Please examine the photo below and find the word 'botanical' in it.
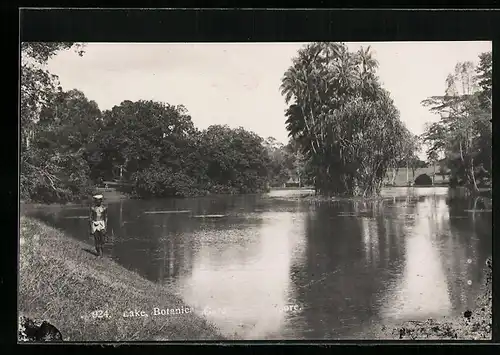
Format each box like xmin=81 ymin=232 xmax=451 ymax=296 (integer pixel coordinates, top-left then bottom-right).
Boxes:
xmin=153 ymin=306 xmax=192 ymax=316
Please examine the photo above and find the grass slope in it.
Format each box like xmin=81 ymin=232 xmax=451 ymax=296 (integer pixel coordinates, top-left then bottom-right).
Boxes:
xmin=18 ymin=217 xmax=225 ymax=342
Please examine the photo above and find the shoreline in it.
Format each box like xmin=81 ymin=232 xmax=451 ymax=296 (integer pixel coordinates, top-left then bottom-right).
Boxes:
xmin=21 ymin=185 xmax=491 ymax=208
xmin=20 ymin=186 xmax=272 ymax=207
xmin=18 ymin=217 xmax=227 ymax=342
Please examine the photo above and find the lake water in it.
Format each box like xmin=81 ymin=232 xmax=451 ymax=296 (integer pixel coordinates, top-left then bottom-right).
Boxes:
xmin=22 ymin=187 xmax=492 ymax=340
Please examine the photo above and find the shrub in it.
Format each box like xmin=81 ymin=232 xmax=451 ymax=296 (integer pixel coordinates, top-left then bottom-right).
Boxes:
xmin=132 ymin=166 xmax=201 ymax=198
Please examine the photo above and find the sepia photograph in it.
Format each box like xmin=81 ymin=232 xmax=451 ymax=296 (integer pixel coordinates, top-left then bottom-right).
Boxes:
xmin=19 ymin=39 xmax=492 ymax=342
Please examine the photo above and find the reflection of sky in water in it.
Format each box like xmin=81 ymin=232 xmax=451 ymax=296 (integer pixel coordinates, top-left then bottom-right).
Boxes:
xmin=380 ymin=187 xmax=449 ymax=198
xmin=266 ymin=189 xmax=314 ymax=198
xmin=179 ymin=212 xmax=306 ymax=339
xmin=379 ymin=197 xmax=452 ymax=321
xmin=361 ymin=218 xmax=379 ymax=267
xmin=21 ymin=187 xmax=490 ymax=340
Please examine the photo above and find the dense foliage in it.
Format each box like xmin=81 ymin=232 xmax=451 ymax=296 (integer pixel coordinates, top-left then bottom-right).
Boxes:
xmin=280 ymin=42 xmax=417 ymax=196
xmin=421 ymin=52 xmax=492 ymax=192
xmin=22 ymin=42 xmax=489 ymax=203
xmin=262 ymin=137 xmax=310 ymax=187
xmin=21 ymin=43 xmax=300 ymax=203
xmin=21 ymin=43 xmax=94 ymax=203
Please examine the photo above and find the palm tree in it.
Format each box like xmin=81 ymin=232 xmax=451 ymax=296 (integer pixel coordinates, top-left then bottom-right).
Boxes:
xmin=358 ymin=45 xmax=379 ymax=74
xmin=280 ymin=43 xmax=364 ymax=158
xmin=356 ymin=46 xmax=380 ymax=100
xmin=280 ymin=42 xmax=403 ymax=196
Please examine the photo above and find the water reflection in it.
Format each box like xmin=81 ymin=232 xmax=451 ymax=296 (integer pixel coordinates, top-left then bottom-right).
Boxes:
xmin=21 ymin=187 xmax=491 ymax=340
xmin=180 ymin=211 xmax=307 ymax=339
xmin=379 ymin=197 xmax=453 ymax=321
xmin=295 ymin=198 xmax=411 ymax=339
xmin=443 ymin=190 xmax=492 ymax=312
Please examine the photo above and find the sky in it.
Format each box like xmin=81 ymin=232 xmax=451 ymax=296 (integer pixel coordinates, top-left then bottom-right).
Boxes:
xmin=45 ymin=41 xmax=491 ymax=156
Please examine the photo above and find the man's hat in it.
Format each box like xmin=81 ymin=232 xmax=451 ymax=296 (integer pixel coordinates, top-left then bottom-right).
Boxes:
xmin=93 ymin=194 xmax=103 ymax=200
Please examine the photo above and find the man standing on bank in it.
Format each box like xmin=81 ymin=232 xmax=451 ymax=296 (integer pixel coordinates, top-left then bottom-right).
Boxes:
xmin=89 ymin=194 xmax=108 ymax=257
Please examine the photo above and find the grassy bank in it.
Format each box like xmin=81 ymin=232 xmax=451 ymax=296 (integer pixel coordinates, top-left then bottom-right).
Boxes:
xmin=18 ymin=217 xmax=225 ymax=342
xmin=376 ymin=257 xmax=492 ymax=340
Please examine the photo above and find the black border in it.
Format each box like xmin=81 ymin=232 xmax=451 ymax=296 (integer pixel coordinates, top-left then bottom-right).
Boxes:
xmin=7 ymin=7 xmax=499 ymax=352
xmin=19 ymin=9 xmax=499 ymax=42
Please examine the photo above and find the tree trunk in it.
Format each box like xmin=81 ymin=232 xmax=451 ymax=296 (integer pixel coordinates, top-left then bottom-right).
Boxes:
xmin=406 ymin=160 xmax=409 ymax=186
xmin=458 ymin=140 xmax=470 ymax=188
xmin=432 ymin=162 xmax=436 ymax=185
xmin=470 ymin=158 xmax=479 ymax=193
xmin=458 ymin=139 xmax=479 ymax=194
xmin=24 ymin=127 xmax=34 ymax=150
xmin=391 ymin=167 xmax=399 ymax=185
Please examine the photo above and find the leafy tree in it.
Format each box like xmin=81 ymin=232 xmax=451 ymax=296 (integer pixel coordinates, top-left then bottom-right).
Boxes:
xmin=200 ymin=125 xmax=271 ymax=194
xmin=474 ymin=51 xmax=492 ymax=174
xmin=427 ymin=150 xmax=439 ymax=185
xmin=95 ymin=100 xmax=197 ymax=182
xmin=133 ymin=165 xmax=200 ymax=198
xmin=421 ymin=55 xmax=492 ymax=192
xmin=21 ymin=43 xmax=85 ymax=150
xmin=82 ymin=100 xmax=272 ymax=199
xmin=476 ymin=51 xmax=492 ymax=109
xmin=21 ymin=42 xmax=90 ymax=202
xmin=263 ymin=137 xmax=290 ymax=187
xmin=37 ymin=89 xmax=102 ymax=152
xmin=391 ymin=131 xmax=421 ymax=185
xmin=408 ymin=155 xmax=421 ymax=181
xmin=437 ymin=161 xmax=449 ymax=181
xmin=280 ymin=42 xmax=411 ymax=196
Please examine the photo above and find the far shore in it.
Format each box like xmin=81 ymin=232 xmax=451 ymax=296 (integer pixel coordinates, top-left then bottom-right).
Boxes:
xmin=20 ymin=184 xmax=492 ymax=210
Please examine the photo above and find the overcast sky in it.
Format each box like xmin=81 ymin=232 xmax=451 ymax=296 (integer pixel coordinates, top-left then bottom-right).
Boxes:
xmin=46 ymin=41 xmax=491 ymax=150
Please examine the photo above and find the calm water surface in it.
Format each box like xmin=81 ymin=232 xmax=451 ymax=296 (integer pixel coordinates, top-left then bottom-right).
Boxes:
xmin=23 ymin=187 xmax=492 ymax=340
